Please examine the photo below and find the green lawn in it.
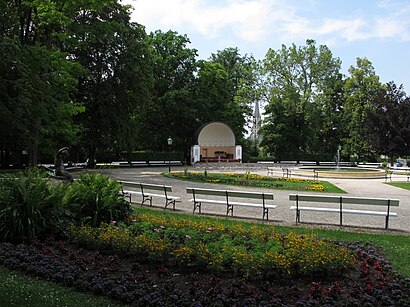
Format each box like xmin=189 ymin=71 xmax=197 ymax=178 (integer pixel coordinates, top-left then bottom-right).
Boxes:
xmin=385 ymin=181 xmax=410 ymax=190
xmin=0 ymin=267 xmax=122 ymax=307
xmin=164 ymin=171 xmax=346 ymax=193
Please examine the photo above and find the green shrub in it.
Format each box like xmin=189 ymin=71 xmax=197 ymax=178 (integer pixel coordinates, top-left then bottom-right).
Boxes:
xmin=0 ymin=168 xmax=67 ymax=243
xmin=64 ymin=173 xmax=131 ymax=227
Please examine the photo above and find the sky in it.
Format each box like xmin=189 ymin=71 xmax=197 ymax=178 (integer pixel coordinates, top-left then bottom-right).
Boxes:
xmin=123 ymin=0 xmax=410 ymax=92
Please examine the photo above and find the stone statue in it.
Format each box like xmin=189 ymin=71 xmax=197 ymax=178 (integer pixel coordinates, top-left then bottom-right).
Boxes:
xmin=54 ymin=147 xmax=73 ymax=182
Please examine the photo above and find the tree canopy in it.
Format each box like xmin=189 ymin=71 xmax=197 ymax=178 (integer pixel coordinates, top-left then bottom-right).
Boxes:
xmin=260 ymin=40 xmax=344 ymax=161
xmin=366 ymin=82 xmax=410 ymax=158
xmin=1 ymin=2 xmax=408 ymax=167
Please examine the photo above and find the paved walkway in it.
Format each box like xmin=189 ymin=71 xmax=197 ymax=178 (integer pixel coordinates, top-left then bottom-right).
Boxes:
xmin=98 ymin=165 xmax=410 ymax=234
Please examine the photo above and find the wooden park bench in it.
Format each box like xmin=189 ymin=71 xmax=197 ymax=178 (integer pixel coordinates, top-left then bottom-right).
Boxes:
xmin=267 ymin=167 xmax=276 ymax=176
xmin=289 ymin=194 xmax=399 ymax=229
xmin=120 ymin=181 xmax=180 ymax=210
xmin=282 ymin=168 xmax=291 ymax=178
xmin=186 ymin=187 xmax=276 ymax=220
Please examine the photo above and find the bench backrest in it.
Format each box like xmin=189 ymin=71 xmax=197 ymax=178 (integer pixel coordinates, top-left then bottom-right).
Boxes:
xmin=119 ymin=181 xmax=172 ymax=192
xmin=289 ymin=194 xmax=399 ymax=206
xmin=141 ymin=182 xmax=172 ymax=192
xmin=119 ymin=180 xmax=140 ymax=188
xmin=187 ymin=187 xmax=274 ymax=200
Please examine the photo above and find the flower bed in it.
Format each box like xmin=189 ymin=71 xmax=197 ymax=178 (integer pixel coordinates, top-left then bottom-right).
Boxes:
xmin=68 ymin=214 xmax=355 ymax=279
xmin=0 ymin=237 xmax=409 ymax=306
xmin=166 ymin=171 xmax=338 ymax=192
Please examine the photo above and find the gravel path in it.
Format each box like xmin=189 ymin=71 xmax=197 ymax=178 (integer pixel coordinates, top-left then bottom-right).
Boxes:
xmin=97 ymin=165 xmax=410 ymax=234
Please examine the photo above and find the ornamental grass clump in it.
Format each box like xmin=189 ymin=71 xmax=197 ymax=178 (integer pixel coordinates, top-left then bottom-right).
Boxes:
xmin=68 ymin=212 xmax=356 ymax=279
xmin=0 ymin=168 xmax=71 ymax=243
xmin=63 ymin=173 xmax=132 ymax=227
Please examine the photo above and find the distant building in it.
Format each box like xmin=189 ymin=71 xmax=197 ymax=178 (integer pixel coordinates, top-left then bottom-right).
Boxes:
xmin=250 ymin=101 xmax=261 ymax=142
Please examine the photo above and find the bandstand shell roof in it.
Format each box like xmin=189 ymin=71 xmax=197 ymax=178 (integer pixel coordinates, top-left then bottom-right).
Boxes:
xmin=194 ymin=122 xmax=236 ymax=146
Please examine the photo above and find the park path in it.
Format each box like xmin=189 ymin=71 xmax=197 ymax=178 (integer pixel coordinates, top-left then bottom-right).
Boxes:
xmin=97 ymin=166 xmax=410 ymax=234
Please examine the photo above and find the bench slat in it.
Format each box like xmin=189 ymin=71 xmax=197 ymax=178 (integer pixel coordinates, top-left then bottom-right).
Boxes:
xmin=186 ymin=188 xmax=228 ymax=197
xmin=289 ymin=194 xmax=399 ymax=206
xmin=290 ymin=206 xmax=398 ymax=216
xmin=141 ymin=183 xmax=173 ymax=192
xmin=187 ymin=188 xmax=274 ymax=200
xmin=122 ymin=190 xmax=143 ymax=196
xmin=189 ymin=198 xmax=276 ymax=209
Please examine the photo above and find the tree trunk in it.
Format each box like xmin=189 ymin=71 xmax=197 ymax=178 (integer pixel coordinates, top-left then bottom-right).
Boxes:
xmin=88 ymin=144 xmax=96 ymax=168
xmin=29 ymin=117 xmax=41 ymax=166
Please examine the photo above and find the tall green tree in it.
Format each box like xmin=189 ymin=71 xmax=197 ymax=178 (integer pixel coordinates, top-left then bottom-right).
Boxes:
xmin=209 ymin=48 xmax=257 ymax=140
xmin=0 ymin=0 xmax=83 ymax=167
xmin=343 ymin=57 xmax=383 ymax=159
xmin=66 ymin=1 xmax=152 ymax=165
xmin=137 ymin=30 xmax=198 ymax=157
xmin=193 ymin=61 xmax=230 ymax=125
xmin=260 ymin=40 xmax=343 ymax=161
xmin=366 ymin=82 xmax=410 ymax=158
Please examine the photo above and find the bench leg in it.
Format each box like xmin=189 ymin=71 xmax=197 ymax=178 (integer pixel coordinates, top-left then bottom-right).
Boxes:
xmin=226 ymin=204 xmax=234 ymax=217
xmin=123 ymin=193 xmax=131 ymax=203
xmin=193 ymin=202 xmax=201 ymax=214
xmin=164 ymin=199 xmax=175 ymax=211
xmin=141 ymin=195 xmax=152 ymax=207
xmin=263 ymin=208 xmax=269 ymax=220
xmin=295 ymin=210 xmax=300 ymax=225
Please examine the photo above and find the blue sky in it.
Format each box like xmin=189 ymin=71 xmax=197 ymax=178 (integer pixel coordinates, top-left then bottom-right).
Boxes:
xmin=124 ymin=0 xmax=410 ymax=92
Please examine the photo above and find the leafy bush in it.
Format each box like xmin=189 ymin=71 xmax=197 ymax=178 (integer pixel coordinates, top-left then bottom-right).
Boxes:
xmin=64 ymin=173 xmax=131 ymax=227
xmin=0 ymin=169 xmax=68 ymax=243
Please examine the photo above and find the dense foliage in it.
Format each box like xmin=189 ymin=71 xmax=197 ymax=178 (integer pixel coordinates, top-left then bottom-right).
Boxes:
xmin=1 ymin=1 xmax=408 ymax=167
xmin=64 ymin=173 xmax=132 ymax=227
xmin=366 ymin=82 xmax=410 ymax=157
xmin=0 ymin=169 xmax=67 ymax=243
xmin=0 ymin=170 xmax=131 ymax=242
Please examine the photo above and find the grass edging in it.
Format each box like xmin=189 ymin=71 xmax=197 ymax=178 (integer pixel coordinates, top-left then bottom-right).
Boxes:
xmin=385 ymin=181 xmax=410 ymax=191
xmin=0 ymin=266 xmax=122 ymax=307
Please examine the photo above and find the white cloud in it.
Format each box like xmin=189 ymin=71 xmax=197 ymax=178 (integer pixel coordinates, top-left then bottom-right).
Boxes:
xmin=124 ymin=0 xmax=410 ymax=44
xmin=374 ymin=1 xmax=410 ymax=41
xmin=124 ymin=0 xmax=291 ymax=42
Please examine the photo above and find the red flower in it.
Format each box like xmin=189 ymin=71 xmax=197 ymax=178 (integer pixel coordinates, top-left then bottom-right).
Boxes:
xmin=374 ymin=261 xmax=382 ymax=271
xmin=364 ymin=283 xmax=373 ymax=294
xmin=310 ymin=282 xmax=319 ymax=295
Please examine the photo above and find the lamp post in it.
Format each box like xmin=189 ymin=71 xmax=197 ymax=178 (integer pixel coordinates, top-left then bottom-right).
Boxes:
xmin=336 ymin=144 xmax=341 ymax=171
xmin=167 ymin=137 xmax=173 ymax=172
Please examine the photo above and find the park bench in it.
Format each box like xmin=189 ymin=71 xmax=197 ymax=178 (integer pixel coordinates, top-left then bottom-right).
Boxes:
xmin=289 ymin=194 xmax=399 ymax=229
xmin=267 ymin=167 xmax=276 ymax=176
xmin=268 ymin=167 xmax=297 ymax=178
xmin=186 ymin=187 xmax=276 ymax=220
xmin=385 ymin=170 xmax=393 ymax=182
xmin=282 ymin=168 xmax=292 ymax=178
xmin=120 ymin=181 xmax=180 ymax=210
